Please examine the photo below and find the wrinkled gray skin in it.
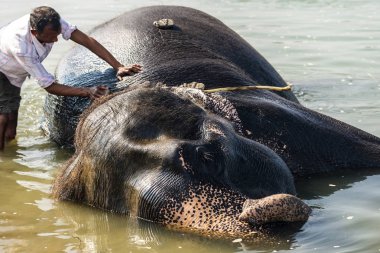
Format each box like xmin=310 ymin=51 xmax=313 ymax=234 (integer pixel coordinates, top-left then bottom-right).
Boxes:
xmin=48 ymin=6 xmax=380 ymax=240
xmin=43 ymin=5 xmax=297 ymax=146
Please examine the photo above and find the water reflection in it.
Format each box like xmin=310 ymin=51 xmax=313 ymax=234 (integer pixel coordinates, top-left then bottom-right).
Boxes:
xmin=54 ymin=201 xmax=302 ymax=252
xmin=43 ymin=165 xmax=380 ymax=252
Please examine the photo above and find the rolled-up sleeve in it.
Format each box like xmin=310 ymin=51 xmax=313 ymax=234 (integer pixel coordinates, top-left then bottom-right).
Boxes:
xmin=60 ymin=18 xmax=77 ymax=40
xmin=14 ymin=54 xmax=55 ymax=88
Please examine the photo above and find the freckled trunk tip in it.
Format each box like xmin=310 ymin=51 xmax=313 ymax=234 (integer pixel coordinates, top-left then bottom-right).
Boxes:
xmin=238 ymin=194 xmax=311 ymax=226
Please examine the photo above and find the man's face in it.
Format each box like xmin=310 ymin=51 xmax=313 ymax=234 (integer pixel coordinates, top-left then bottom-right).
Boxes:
xmin=31 ymin=24 xmax=61 ymax=44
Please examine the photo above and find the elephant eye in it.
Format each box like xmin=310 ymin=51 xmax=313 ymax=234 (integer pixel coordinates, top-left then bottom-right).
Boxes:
xmin=194 ymin=145 xmax=226 ymax=181
xmin=196 ymin=146 xmax=215 ymax=163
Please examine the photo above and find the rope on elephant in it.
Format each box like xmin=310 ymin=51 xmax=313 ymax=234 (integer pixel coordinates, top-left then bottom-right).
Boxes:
xmin=179 ymin=81 xmax=293 ymax=93
xmin=203 ymin=83 xmax=292 ymax=93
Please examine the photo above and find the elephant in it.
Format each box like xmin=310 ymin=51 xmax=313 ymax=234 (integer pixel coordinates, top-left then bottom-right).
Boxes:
xmin=42 ymin=5 xmax=298 ymax=147
xmin=48 ymin=6 xmax=380 ymax=241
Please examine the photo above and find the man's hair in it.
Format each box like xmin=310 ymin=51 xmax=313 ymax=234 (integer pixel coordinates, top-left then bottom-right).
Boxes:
xmin=30 ymin=6 xmax=61 ymax=33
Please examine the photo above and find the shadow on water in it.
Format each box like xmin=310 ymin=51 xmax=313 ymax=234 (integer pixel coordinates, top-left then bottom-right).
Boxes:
xmin=295 ymin=168 xmax=380 ymax=200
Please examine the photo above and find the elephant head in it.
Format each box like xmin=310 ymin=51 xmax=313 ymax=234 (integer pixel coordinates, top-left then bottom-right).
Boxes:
xmin=52 ymin=85 xmax=311 ymax=240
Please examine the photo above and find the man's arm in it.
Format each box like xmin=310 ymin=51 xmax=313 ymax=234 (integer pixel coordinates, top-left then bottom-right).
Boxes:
xmin=10 ymin=41 xmax=108 ymax=99
xmin=69 ymin=29 xmax=142 ymax=80
xmin=45 ymin=82 xmax=108 ymax=99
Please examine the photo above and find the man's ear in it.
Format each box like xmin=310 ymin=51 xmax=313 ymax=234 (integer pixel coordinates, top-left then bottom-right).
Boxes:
xmin=30 ymin=29 xmax=38 ymax=36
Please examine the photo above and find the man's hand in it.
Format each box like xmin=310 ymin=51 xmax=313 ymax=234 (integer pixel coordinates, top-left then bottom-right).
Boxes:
xmin=116 ymin=64 xmax=142 ymax=81
xmin=88 ymin=85 xmax=109 ymax=100
xmin=71 ymin=30 xmax=142 ymax=81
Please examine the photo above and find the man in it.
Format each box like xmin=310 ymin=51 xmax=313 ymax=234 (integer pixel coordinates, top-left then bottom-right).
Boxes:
xmin=0 ymin=6 xmax=142 ymax=150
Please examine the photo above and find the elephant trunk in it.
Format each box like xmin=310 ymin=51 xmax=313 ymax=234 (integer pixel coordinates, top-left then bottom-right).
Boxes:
xmin=239 ymin=194 xmax=311 ymax=225
xmin=157 ymin=182 xmax=311 ymax=241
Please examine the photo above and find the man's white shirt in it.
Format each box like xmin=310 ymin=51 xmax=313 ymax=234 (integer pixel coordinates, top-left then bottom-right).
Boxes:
xmin=0 ymin=14 xmax=76 ymax=88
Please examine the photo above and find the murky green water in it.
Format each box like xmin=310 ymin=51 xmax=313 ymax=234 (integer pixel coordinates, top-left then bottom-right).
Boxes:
xmin=1 ymin=0 xmax=380 ymax=252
